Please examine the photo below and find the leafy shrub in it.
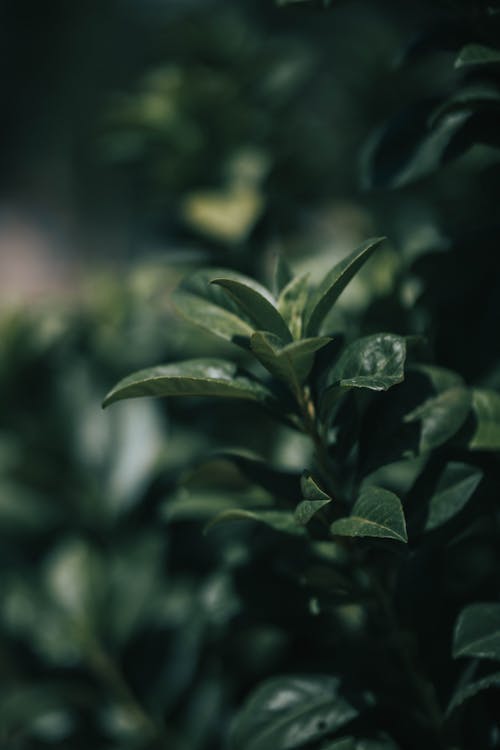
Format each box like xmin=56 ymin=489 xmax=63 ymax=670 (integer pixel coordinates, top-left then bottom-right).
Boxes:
xmin=105 ymin=240 xmax=500 ymax=750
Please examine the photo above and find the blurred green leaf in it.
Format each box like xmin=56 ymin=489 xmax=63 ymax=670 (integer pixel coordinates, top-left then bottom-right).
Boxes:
xmin=467 ymin=388 xmax=500 ymax=450
xmin=330 ymin=486 xmax=407 ymax=542
xmin=455 ymin=44 xmax=500 ymax=68
xmin=453 ymin=603 xmax=500 ymax=660
xmin=229 ymin=675 xmax=369 ymax=750
xmin=447 ymin=671 xmax=500 ymax=713
xmin=425 ymin=462 xmax=483 ymax=531
xmin=404 ymin=387 xmax=471 ymax=452
xmin=206 ymin=508 xmax=305 ymax=536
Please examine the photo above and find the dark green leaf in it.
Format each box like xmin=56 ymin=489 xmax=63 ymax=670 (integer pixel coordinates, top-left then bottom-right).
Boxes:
xmin=329 ymin=334 xmax=406 ymax=392
xmin=172 ymin=268 xmax=257 ymax=348
xmin=455 ymin=44 xmax=500 ymax=68
xmin=229 ymin=675 xmax=369 ymax=750
xmin=205 ymin=509 xmax=305 ymax=537
xmin=404 ymin=387 xmax=471 ymax=452
xmin=467 ymin=388 xmax=500 ymax=450
xmin=362 ymin=103 xmax=473 ymax=189
xmin=447 ymin=671 xmax=500 ymax=713
xmin=103 ymin=359 xmax=277 ymax=408
xmin=425 ymin=462 xmax=483 ymax=531
xmin=278 ymin=273 xmax=310 ymax=339
xmin=295 ymin=478 xmax=331 ymax=526
xmin=251 ymin=332 xmax=331 ymax=388
xmin=162 ymin=489 xmax=272 ymax=523
xmin=300 ymin=473 xmax=330 ymax=502
xmin=430 ymin=83 xmax=500 ymax=127
xmin=330 ymin=486 xmax=407 ymax=543
xmin=305 ymin=239 xmax=385 ymax=336
xmin=212 ymin=278 xmax=292 ymax=341
xmin=215 ymin=449 xmax=302 ymax=499
xmin=453 ymin=603 xmax=500 ymax=661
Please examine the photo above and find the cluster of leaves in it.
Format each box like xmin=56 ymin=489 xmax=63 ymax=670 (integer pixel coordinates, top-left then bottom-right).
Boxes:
xmin=105 ymin=240 xmax=500 ymax=750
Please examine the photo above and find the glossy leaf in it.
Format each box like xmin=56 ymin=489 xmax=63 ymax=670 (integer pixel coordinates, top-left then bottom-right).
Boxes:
xmin=205 ymin=508 xmax=305 ymax=537
xmin=455 ymin=44 xmax=500 ymax=68
xmin=305 ymin=238 xmax=385 ymax=336
xmin=467 ymin=388 xmax=500 ymax=450
xmin=453 ymin=603 xmax=500 ymax=661
xmin=103 ymin=359 xmax=277 ymax=408
xmin=212 ymin=278 xmax=292 ymax=342
xmin=330 ymin=486 xmax=407 ymax=543
xmin=425 ymin=462 xmax=483 ymax=531
xmin=404 ymin=387 xmax=471 ymax=452
xmin=251 ymin=331 xmax=331 ymax=388
xmin=278 ymin=273 xmax=310 ymax=339
xmin=447 ymin=672 xmax=500 ymax=713
xmin=229 ymin=674 xmax=369 ymax=750
xmin=329 ymin=333 xmax=406 ymax=392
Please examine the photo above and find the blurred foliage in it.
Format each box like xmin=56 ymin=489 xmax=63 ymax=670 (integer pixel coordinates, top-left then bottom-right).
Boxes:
xmin=0 ymin=0 xmax=499 ymax=749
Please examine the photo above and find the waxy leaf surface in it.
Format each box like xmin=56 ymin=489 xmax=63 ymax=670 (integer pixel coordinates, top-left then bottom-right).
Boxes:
xmin=330 ymin=487 xmax=407 ymax=543
xmin=453 ymin=603 xmax=500 ymax=661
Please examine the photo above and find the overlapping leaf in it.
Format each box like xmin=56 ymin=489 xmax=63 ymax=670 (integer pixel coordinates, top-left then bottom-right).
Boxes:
xmin=327 ymin=333 xmax=406 ymax=392
xmin=424 ymin=462 xmax=483 ymax=531
xmin=251 ymin=331 xmax=331 ymax=390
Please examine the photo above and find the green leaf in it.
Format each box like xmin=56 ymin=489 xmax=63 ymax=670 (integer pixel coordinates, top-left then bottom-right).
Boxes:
xmin=453 ymin=603 xmax=500 ymax=661
xmin=297 ymin=475 xmax=331 ymax=524
xmin=329 ymin=333 xmax=406 ymax=392
xmin=251 ymin=331 xmax=331 ymax=388
xmin=103 ymin=359 xmax=277 ymax=408
xmin=205 ymin=509 xmax=305 ymax=537
xmin=305 ymin=238 xmax=385 ymax=336
xmin=467 ymin=388 xmax=500 ymax=450
xmin=277 ymin=273 xmax=310 ymax=339
xmin=447 ymin=671 xmax=500 ymax=713
xmin=300 ymin=473 xmax=330 ymax=502
xmin=429 ymin=83 xmax=500 ymax=127
xmin=455 ymin=44 xmax=500 ymax=68
xmin=162 ymin=489 xmax=272 ymax=523
xmin=330 ymin=486 xmax=407 ymax=543
xmin=404 ymin=387 xmax=471 ymax=452
xmin=212 ymin=278 xmax=292 ymax=342
xmin=229 ymin=674 xmax=370 ymax=750
xmin=172 ymin=268 xmax=257 ymax=348
xmin=425 ymin=462 xmax=483 ymax=531
xmin=362 ymin=104 xmax=473 ymax=189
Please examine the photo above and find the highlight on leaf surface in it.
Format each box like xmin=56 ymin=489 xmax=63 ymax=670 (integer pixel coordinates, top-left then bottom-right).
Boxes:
xmin=103 ymin=358 xmax=277 ymax=408
xmin=330 ymin=486 xmax=407 ymax=543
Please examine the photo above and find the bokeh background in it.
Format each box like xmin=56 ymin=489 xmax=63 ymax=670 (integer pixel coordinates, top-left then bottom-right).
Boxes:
xmin=1 ymin=1 xmax=499 ymax=748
